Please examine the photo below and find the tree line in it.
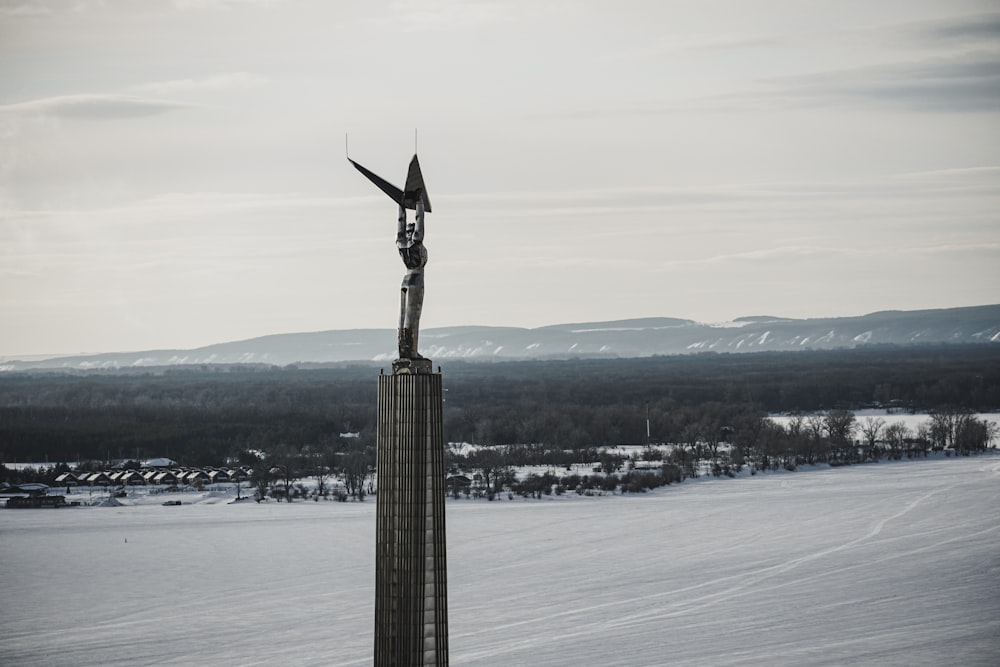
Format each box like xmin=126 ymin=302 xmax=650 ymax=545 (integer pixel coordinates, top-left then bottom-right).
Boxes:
xmin=1 ymin=344 xmax=997 ymax=472
xmin=449 ymin=405 xmax=996 ymax=500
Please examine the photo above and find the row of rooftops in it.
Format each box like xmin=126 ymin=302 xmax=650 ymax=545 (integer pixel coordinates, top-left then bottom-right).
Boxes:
xmin=55 ymin=467 xmax=253 ymax=487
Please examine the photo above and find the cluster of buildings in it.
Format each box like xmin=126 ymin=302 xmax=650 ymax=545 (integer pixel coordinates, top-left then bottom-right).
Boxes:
xmin=0 ymin=482 xmax=67 ymax=508
xmin=53 ymin=465 xmax=253 ymax=490
xmin=3 ymin=461 xmax=258 ymax=508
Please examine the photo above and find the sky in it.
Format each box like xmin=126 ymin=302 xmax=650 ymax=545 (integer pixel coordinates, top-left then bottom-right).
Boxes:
xmin=1 ymin=0 xmax=999 ymax=357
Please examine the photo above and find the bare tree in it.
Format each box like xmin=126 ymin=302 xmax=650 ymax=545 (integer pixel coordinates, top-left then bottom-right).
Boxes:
xmin=786 ymin=412 xmax=806 ymax=439
xmin=301 ymin=444 xmax=334 ymax=499
xmin=802 ymin=415 xmax=828 ymax=464
xmin=824 ymin=409 xmax=857 ymax=463
xmin=341 ymin=448 xmax=374 ymax=500
xmin=955 ymin=415 xmax=996 ymax=454
xmin=927 ymin=406 xmax=977 ymax=453
xmin=757 ymin=419 xmax=789 ymax=471
xmin=474 ymin=447 xmax=514 ymax=498
xmin=599 ymin=450 xmax=625 ymax=474
xmin=732 ymin=414 xmax=766 ymax=469
xmin=268 ymin=443 xmax=301 ymax=501
xmin=883 ymin=422 xmax=910 ymax=460
xmin=915 ymin=423 xmax=932 ymax=458
xmin=250 ymin=460 xmax=271 ymax=502
xmin=858 ymin=416 xmax=886 ymax=461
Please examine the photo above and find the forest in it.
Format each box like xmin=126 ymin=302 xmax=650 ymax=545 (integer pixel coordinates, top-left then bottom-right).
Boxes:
xmin=1 ymin=344 xmax=998 ymax=486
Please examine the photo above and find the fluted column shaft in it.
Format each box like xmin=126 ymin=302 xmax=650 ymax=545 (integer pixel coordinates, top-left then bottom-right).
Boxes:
xmin=375 ymin=370 xmax=448 ymax=667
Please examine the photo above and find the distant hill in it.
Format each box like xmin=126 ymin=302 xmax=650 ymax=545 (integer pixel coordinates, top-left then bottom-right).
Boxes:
xmin=2 ymin=305 xmax=998 ymax=371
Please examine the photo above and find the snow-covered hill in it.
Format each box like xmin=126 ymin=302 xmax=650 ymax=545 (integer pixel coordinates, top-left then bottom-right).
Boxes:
xmin=3 ymin=305 xmax=998 ymax=370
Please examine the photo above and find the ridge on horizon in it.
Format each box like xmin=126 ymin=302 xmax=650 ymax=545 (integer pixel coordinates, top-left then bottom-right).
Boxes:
xmin=2 ymin=304 xmax=998 ymax=371
xmin=166 ymin=303 xmax=1000 ymax=346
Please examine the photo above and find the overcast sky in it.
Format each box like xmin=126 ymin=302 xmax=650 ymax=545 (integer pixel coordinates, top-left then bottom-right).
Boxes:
xmin=1 ymin=0 xmax=998 ymax=356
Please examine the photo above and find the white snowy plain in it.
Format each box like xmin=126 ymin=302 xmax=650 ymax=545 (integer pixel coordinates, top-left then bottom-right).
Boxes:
xmin=3 ymin=454 xmax=999 ymax=666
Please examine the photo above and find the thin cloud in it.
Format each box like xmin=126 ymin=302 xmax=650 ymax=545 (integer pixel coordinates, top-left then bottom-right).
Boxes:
xmin=606 ymin=32 xmax=782 ymax=62
xmin=918 ymin=12 xmax=1000 ymax=43
xmin=769 ymin=44 xmax=1000 ymax=109
xmin=173 ymin=0 xmax=280 ymax=9
xmin=0 ymin=4 xmax=52 ymax=18
xmin=383 ymin=0 xmax=512 ymax=32
xmin=444 ymin=173 xmax=999 ymax=217
xmin=0 ymin=93 xmax=197 ymax=119
xmin=896 ymin=165 xmax=1000 ymax=180
xmin=897 ymin=242 xmax=1000 ymax=257
xmin=653 ymin=242 xmax=1000 ymax=274
xmin=697 ymin=245 xmax=840 ymax=265
xmin=816 ymin=11 xmax=1000 ymax=51
xmin=565 ymin=16 xmax=1000 ymax=118
xmin=0 ymin=1 xmax=112 ymax=18
xmin=719 ymin=51 xmax=1000 ymax=113
xmin=129 ymin=72 xmax=268 ymax=96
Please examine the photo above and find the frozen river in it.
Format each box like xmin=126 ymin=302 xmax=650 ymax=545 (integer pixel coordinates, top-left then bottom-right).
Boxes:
xmin=3 ymin=453 xmax=999 ymax=666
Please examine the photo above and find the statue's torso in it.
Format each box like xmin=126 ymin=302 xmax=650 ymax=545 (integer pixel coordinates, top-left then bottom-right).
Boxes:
xmin=398 ymin=243 xmax=427 ymax=272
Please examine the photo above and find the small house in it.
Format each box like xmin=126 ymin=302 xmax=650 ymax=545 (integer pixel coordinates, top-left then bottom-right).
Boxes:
xmin=84 ymin=472 xmax=112 ymax=487
xmin=54 ymin=472 xmax=79 ymax=486
xmin=182 ymin=470 xmax=210 ymax=485
xmin=153 ymin=471 xmax=178 ymax=486
xmin=208 ymin=469 xmax=231 ymax=483
xmin=118 ymin=470 xmax=145 ymax=485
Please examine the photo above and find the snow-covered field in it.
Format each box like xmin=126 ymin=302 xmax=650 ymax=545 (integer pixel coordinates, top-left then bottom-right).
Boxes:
xmin=3 ymin=454 xmax=999 ymax=666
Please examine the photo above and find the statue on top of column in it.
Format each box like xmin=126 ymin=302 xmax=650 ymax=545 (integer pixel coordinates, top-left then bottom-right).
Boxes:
xmin=349 ymin=153 xmax=432 ymax=361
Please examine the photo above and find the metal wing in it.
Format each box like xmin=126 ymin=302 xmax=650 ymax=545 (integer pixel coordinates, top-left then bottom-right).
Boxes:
xmin=349 ymin=154 xmax=432 ymax=212
xmin=402 ymin=154 xmax=432 ymax=213
xmin=348 ymin=158 xmax=405 ymax=205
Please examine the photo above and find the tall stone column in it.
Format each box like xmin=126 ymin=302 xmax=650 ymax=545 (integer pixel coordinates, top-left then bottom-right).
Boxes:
xmin=375 ymin=359 xmax=449 ymax=666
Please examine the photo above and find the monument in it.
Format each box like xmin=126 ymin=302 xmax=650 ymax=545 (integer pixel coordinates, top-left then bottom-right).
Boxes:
xmin=350 ymin=152 xmax=449 ymax=666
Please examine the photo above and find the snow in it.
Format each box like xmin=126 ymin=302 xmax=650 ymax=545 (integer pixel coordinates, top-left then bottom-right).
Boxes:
xmin=3 ymin=455 xmax=999 ymax=666
xmin=769 ymin=411 xmax=1000 ymax=434
xmin=143 ymin=457 xmax=178 ymax=468
xmin=816 ymin=330 xmax=836 ymax=343
xmin=707 ymin=320 xmax=752 ymax=329
xmin=4 ymin=462 xmax=71 ymax=471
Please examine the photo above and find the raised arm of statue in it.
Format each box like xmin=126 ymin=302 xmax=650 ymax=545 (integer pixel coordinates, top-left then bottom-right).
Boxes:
xmin=412 ymin=199 xmax=425 ymax=243
xmin=396 ymin=199 xmax=425 ymax=249
xmin=396 ymin=204 xmax=407 ymax=246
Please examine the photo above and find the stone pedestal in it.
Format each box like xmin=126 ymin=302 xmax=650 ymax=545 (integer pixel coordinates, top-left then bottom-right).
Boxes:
xmin=375 ymin=363 xmax=449 ymax=666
